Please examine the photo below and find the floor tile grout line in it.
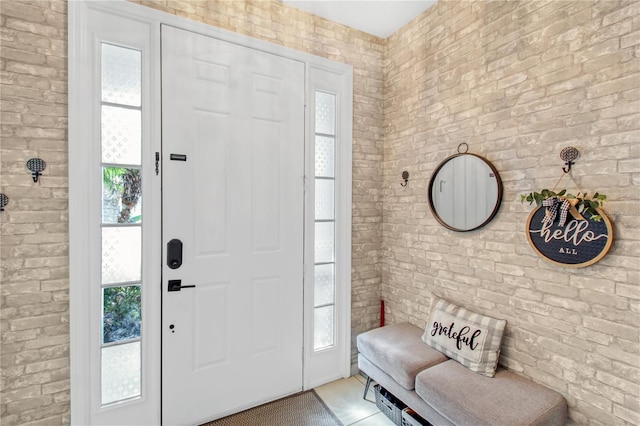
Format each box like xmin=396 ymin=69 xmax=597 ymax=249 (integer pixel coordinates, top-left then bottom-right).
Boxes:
xmin=347 ymin=412 xmax=389 ymax=426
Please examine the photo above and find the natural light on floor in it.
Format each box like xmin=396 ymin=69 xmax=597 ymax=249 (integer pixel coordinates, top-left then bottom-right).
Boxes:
xmin=314 ymin=375 xmax=395 ymax=426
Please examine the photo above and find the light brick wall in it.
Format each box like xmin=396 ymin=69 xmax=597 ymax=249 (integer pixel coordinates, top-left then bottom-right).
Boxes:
xmin=0 ymin=1 xmax=384 ymax=424
xmin=383 ymin=1 xmax=639 ymax=424
xmin=1 ymin=0 xmax=70 ymax=425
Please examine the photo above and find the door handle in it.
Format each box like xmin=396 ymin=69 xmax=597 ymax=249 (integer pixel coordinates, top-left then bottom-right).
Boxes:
xmin=167 ymin=239 xmax=183 ymax=269
xmin=168 ymin=279 xmax=196 ymax=292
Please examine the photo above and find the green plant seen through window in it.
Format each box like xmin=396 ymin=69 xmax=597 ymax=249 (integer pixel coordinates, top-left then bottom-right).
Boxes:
xmin=103 ymin=167 xmax=142 ymax=223
xmin=103 ymin=285 xmax=141 ymax=344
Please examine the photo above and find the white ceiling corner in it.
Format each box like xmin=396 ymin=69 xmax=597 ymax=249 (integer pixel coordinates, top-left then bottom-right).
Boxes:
xmin=281 ymin=0 xmax=437 ymax=39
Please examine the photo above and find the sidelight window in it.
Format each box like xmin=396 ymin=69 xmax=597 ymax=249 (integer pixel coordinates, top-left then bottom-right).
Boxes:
xmin=99 ymin=43 xmax=143 ymax=405
xmin=314 ymin=91 xmax=337 ymax=350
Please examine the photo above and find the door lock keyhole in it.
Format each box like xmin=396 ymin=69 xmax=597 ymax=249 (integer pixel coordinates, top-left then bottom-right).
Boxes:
xmin=169 ymin=324 xmax=175 ymax=333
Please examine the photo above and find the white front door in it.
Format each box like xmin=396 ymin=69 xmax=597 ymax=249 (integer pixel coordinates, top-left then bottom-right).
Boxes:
xmin=161 ymin=25 xmax=305 ymax=425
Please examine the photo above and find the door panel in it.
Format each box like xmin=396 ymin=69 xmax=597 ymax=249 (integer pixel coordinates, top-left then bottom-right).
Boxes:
xmin=252 ymin=120 xmax=282 ymax=251
xmin=161 ymin=25 xmax=305 ymax=425
xmin=193 ymin=110 xmax=229 ymax=255
xmin=193 ymin=284 xmax=229 ymax=368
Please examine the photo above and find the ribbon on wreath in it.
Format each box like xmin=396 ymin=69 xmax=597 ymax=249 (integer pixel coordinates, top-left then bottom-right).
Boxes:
xmin=542 ymin=197 xmax=585 ymax=226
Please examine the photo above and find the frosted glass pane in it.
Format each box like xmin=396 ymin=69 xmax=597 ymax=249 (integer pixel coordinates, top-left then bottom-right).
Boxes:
xmin=315 ymin=136 xmax=335 ymax=178
xmin=102 ymin=167 xmax=143 ymax=224
xmin=102 ymin=43 xmax=141 ymax=107
xmin=103 ymin=286 xmax=141 ymax=344
xmin=315 ymin=179 xmax=334 ymax=221
xmin=315 ymin=92 xmax=335 ymax=135
xmin=102 ymin=227 xmax=141 ymax=284
xmin=315 ymin=222 xmax=334 ymax=263
xmin=102 ymin=342 xmax=141 ymax=405
xmin=102 ymin=105 xmax=141 ymax=165
xmin=314 ymin=306 xmax=334 ymax=350
xmin=314 ymin=264 xmax=334 ymax=307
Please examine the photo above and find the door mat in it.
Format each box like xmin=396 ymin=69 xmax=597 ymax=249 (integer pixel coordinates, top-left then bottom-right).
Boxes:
xmin=201 ymin=390 xmax=343 ymax=426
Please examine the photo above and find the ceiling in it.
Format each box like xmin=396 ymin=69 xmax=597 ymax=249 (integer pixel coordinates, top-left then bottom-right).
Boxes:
xmin=281 ymin=0 xmax=437 ymax=38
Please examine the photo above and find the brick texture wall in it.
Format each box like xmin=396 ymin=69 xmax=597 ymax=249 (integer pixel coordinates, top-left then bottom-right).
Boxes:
xmin=0 ymin=1 xmax=384 ymax=424
xmin=383 ymin=1 xmax=639 ymax=424
xmin=1 ymin=0 xmax=71 ymax=424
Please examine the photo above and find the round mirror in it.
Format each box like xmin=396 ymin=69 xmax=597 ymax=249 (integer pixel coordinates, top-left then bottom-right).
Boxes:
xmin=428 ymin=153 xmax=503 ymax=232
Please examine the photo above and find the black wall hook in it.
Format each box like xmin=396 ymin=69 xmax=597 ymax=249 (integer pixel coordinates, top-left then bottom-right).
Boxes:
xmin=560 ymin=147 xmax=579 ymax=173
xmin=401 ymin=171 xmax=409 ymax=187
xmin=26 ymin=158 xmax=46 ymax=183
xmin=0 ymin=193 xmax=8 ymax=211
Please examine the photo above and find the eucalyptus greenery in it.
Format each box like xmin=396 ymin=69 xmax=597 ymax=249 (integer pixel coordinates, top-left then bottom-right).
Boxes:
xmin=520 ymin=189 xmax=607 ymax=222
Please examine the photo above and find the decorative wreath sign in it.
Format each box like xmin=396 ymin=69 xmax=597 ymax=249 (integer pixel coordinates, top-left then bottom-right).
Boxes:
xmin=525 ymin=205 xmax=613 ymax=268
xmin=521 ymin=147 xmax=614 ymax=267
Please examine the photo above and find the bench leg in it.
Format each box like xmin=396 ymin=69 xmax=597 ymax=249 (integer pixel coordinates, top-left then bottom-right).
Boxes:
xmin=363 ymin=376 xmax=372 ymax=399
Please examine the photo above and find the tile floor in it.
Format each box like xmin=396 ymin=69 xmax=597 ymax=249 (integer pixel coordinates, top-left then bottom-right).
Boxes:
xmin=314 ymin=375 xmax=395 ymax=426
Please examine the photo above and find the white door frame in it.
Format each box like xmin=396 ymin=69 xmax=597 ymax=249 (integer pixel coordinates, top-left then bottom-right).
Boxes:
xmin=69 ymin=1 xmax=352 ymax=424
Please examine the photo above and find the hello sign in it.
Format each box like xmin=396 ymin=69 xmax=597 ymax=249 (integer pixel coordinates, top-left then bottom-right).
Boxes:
xmin=526 ymin=207 xmax=613 ymax=268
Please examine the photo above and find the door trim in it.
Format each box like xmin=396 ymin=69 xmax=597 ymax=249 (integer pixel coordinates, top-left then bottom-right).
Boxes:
xmin=304 ymin=66 xmax=353 ymax=389
xmin=69 ymin=1 xmax=353 ymax=424
xmin=68 ymin=2 xmax=162 ymax=424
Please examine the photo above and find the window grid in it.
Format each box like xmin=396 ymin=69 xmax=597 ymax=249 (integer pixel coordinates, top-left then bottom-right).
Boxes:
xmin=99 ymin=42 xmax=143 ymax=406
xmin=314 ymin=91 xmax=336 ymax=351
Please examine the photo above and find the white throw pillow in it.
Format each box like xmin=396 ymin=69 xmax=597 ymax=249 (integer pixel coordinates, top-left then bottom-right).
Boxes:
xmin=422 ymin=296 xmax=506 ymax=377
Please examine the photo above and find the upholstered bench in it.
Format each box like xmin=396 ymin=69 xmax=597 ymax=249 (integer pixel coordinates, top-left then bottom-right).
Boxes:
xmin=357 ymin=299 xmax=567 ymax=426
xmin=415 ymin=360 xmax=568 ymax=425
xmin=357 ymin=323 xmax=447 ymax=391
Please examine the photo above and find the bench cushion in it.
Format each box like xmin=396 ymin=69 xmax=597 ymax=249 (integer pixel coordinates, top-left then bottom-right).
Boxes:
xmin=357 ymin=323 xmax=448 ymax=390
xmin=415 ymin=360 xmax=568 ymax=426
